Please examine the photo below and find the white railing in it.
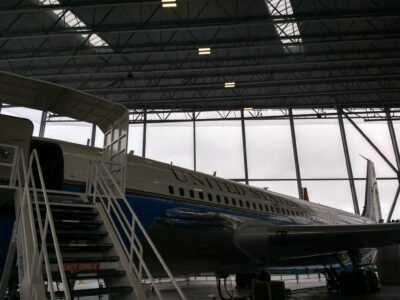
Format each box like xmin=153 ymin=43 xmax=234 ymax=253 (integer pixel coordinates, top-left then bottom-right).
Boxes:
xmin=88 ymin=160 xmax=187 ymax=300
xmin=11 ymin=147 xmax=71 ymax=300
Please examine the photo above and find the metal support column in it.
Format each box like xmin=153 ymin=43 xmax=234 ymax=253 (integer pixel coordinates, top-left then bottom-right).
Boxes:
xmin=90 ymin=124 xmax=96 ymax=147
xmin=142 ymin=110 xmax=147 ymax=157
xmin=193 ymin=112 xmax=197 ymax=171
xmin=338 ymin=109 xmax=360 ymax=215
xmin=39 ymin=111 xmax=47 ymax=137
xmin=289 ymin=109 xmax=303 ymax=199
xmin=241 ymin=110 xmax=249 ymax=185
xmin=386 ymin=108 xmax=400 ymax=222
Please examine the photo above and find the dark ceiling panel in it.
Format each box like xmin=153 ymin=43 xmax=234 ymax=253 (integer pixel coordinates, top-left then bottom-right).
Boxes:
xmin=0 ymin=0 xmax=399 ymax=111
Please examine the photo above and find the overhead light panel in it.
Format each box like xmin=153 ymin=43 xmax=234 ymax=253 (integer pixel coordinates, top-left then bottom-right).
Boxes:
xmin=198 ymin=47 xmax=211 ymax=55
xmin=162 ymin=0 xmax=177 ymax=7
xmin=244 ymin=107 xmax=253 ymax=111
xmin=224 ymin=82 xmax=236 ymax=88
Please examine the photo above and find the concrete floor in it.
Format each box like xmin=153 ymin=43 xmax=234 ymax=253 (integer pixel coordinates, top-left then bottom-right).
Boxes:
xmin=290 ymin=286 xmax=400 ymax=300
xmin=145 ymin=274 xmax=400 ymax=300
xmin=74 ymin=274 xmax=400 ymax=299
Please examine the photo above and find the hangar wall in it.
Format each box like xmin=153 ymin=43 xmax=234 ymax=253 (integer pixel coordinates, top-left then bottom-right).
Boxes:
xmin=1 ymin=105 xmax=399 ymax=221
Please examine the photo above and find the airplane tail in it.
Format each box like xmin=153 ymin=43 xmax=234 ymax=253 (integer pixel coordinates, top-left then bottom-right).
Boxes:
xmin=361 ymin=159 xmax=383 ymax=223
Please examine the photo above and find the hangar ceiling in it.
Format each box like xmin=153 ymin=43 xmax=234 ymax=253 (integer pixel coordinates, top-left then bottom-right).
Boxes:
xmin=0 ymin=0 xmax=399 ymax=111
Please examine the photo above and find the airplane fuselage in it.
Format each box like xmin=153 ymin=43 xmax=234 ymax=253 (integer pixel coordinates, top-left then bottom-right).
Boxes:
xmin=55 ymin=139 xmax=374 ymax=275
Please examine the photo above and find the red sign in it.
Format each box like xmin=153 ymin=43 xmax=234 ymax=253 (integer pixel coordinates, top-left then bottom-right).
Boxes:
xmin=64 ymin=262 xmax=100 ymax=272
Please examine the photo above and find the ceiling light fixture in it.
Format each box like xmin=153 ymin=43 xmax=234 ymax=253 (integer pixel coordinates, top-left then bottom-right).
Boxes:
xmin=244 ymin=107 xmax=253 ymax=111
xmin=224 ymin=82 xmax=236 ymax=88
xmin=162 ymin=0 xmax=177 ymax=7
xmin=198 ymin=47 xmax=211 ymax=55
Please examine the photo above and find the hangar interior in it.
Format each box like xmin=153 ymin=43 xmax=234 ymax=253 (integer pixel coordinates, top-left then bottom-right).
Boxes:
xmin=0 ymin=0 xmax=400 ymax=299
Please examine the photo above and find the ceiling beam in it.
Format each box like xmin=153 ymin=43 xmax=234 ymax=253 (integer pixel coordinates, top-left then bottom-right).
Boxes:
xmin=30 ymin=61 xmax=400 ymax=82
xmin=1 ymin=12 xmax=399 ymax=41
xmin=0 ymin=46 xmax=400 ymax=65
xmin=2 ymin=32 xmax=399 ymax=62
xmin=80 ymin=74 xmax=400 ymax=93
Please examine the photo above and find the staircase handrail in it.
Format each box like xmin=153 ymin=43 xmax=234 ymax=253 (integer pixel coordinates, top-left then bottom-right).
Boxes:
xmin=28 ymin=150 xmax=71 ymax=300
xmin=90 ymin=159 xmax=187 ymax=300
xmin=11 ymin=146 xmax=71 ymax=300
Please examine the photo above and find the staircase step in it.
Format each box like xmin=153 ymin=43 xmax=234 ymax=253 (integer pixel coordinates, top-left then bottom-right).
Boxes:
xmin=39 ymin=208 xmax=98 ymax=219
xmin=52 ymin=219 xmax=103 ymax=227
xmin=52 ymin=242 xmax=113 ymax=251
xmin=36 ymin=193 xmax=88 ymax=204
xmin=52 ymin=269 xmax=125 ymax=280
xmin=54 ymin=286 xmax=133 ymax=298
xmin=49 ymin=230 xmax=108 ymax=240
xmin=51 ymin=256 xmax=120 ymax=264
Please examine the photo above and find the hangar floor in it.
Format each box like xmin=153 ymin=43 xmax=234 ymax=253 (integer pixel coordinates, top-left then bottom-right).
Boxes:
xmin=144 ymin=275 xmax=400 ymax=300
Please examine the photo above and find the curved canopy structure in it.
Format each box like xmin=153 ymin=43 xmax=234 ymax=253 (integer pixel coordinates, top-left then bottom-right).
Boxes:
xmin=0 ymin=71 xmax=128 ymax=133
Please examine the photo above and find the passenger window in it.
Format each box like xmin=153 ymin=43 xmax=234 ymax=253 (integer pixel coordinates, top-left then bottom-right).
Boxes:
xmin=252 ymin=202 xmax=257 ymax=210
xmin=259 ymin=204 xmax=263 ymax=211
xmin=265 ymin=205 xmax=269 ymax=212
xmin=276 ymin=207 xmax=280 ymax=214
xmin=168 ymin=185 xmax=174 ymax=194
xmin=189 ymin=190 xmax=194 ymax=198
xmin=239 ymin=199 xmax=243 ymax=207
xmin=179 ymin=187 xmax=185 ymax=196
xmin=199 ymin=191 xmax=204 ymax=200
xmin=208 ymin=193 xmax=213 ymax=201
xmin=216 ymin=195 xmax=221 ymax=203
xmin=232 ymin=198 xmax=237 ymax=206
xmin=224 ymin=197 xmax=229 ymax=205
xmin=246 ymin=201 xmax=250 ymax=208
xmin=271 ymin=206 xmax=274 ymax=213
xmin=296 ymin=211 xmax=299 ymax=216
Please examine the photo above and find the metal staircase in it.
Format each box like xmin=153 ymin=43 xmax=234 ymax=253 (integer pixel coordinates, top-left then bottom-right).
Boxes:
xmin=37 ymin=193 xmax=137 ymax=299
xmin=0 ymin=145 xmax=187 ymax=300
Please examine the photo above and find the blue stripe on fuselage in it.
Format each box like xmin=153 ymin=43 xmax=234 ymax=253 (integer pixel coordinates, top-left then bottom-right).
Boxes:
xmin=63 ymin=183 xmax=308 ymax=229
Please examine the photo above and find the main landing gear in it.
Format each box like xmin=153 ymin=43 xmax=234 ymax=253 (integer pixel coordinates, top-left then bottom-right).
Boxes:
xmin=323 ymin=251 xmax=380 ymax=294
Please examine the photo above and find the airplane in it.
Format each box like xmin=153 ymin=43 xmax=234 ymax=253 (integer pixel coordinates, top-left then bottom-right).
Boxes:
xmin=0 ymin=71 xmax=400 ymax=296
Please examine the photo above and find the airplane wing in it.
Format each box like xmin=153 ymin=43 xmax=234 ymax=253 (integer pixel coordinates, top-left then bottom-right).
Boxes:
xmin=234 ymin=223 xmax=400 ymax=262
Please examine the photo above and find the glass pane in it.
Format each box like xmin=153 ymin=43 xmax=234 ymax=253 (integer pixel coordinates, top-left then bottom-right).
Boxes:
xmin=196 ymin=120 xmax=244 ymax=179
xmin=45 ymin=121 xmax=92 ymax=145
xmin=395 ymin=122 xmax=400 ymax=151
xmin=1 ymin=106 xmax=42 ymax=136
xmin=128 ymin=124 xmax=143 ymax=156
xmin=345 ymin=120 xmax=397 ymax=178
xmin=246 ymin=119 xmax=295 ymax=179
xmin=249 ymin=180 xmax=299 ymax=198
xmin=295 ymin=118 xmax=347 ymax=178
xmin=302 ymin=180 xmax=354 ymax=213
xmin=95 ymin=126 xmax=104 ymax=148
xmin=146 ymin=122 xmax=193 ymax=169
